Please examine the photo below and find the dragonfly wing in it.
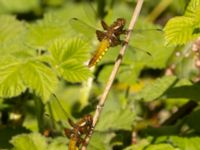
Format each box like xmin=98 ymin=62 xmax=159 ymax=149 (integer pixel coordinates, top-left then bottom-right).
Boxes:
xmin=65 ymin=128 xmax=73 ymax=138
xmin=110 ymin=36 xmax=121 ymax=47
xmin=69 ymin=18 xmax=96 ymax=38
xmin=96 ymin=30 xmax=106 ymax=41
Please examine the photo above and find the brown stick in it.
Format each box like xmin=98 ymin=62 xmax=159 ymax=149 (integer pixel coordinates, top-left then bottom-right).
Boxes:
xmin=81 ymin=0 xmax=144 ymax=149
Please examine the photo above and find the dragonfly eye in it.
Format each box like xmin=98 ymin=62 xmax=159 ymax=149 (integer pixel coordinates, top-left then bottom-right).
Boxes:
xmin=116 ymin=18 xmax=126 ymax=26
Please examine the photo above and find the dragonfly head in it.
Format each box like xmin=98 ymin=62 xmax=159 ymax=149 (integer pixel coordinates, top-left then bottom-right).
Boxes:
xmin=116 ymin=18 xmax=126 ymax=27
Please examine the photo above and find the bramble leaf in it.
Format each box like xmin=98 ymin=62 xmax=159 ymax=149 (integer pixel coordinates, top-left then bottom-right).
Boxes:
xmin=164 ymin=0 xmax=200 ymax=46
xmin=164 ymin=16 xmax=199 ymax=45
xmin=145 ymin=144 xmax=175 ymax=150
xmin=134 ymin=76 xmax=177 ymax=101
xmin=57 ymin=61 xmax=91 ymax=82
xmin=48 ymin=38 xmax=89 ymax=64
xmin=48 ymin=38 xmax=91 ymax=82
xmin=185 ymin=0 xmax=200 ymax=19
xmin=0 ymin=0 xmax=40 ymax=13
xmin=22 ymin=61 xmax=58 ymax=102
xmin=0 ymin=57 xmax=26 ymax=98
xmin=10 ymin=133 xmax=47 ymax=150
xmin=170 ymin=136 xmax=200 ymax=150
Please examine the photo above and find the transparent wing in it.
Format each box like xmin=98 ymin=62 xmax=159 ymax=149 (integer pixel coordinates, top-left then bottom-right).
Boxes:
xmin=69 ymin=18 xmax=102 ymax=39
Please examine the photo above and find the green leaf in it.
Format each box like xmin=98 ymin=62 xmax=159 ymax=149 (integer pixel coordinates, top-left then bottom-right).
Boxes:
xmin=48 ymin=38 xmax=89 ymax=64
xmin=58 ymin=61 xmax=91 ymax=82
xmin=145 ymin=144 xmax=176 ymax=150
xmin=170 ymin=136 xmax=200 ymax=150
xmin=10 ymin=132 xmax=47 ymax=150
xmin=0 ymin=15 xmax=24 ymax=43
xmin=26 ymin=13 xmax=70 ymax=49
xmin=96 ymin=108 xmax=135 ymax=131
xmin=134 ymin=76 xmax=177 ymax=101
xmin=165 ymin=82 xmax=200 ymax=101
xmin=96 ymin=94 xmax=136 ymax=131
xmin=0 ymin=0 xmax=40 ymax=13
xmin=47 ymin=137 xmax=67 ymax=150
xmin=0 ymin=57 xmax=26 ymax=98
xmin=185 ymin=109 xmax=200 ymax=133
xmin=185 ymin=0 xmax=200 ymax=19
xmin=164 ymin=16 xmax=199 ymax=45
xmin=88 ymin=132 xmax=113 ymax=150
xmin=22 ymin=61 xmax=58 ymax=102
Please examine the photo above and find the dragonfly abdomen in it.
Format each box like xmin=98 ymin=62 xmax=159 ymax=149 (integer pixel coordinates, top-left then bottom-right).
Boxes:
xmin=88 ymin=39 xmax=110 ymax=67
xmin=69 ymin=139 xmax=79 ymax=150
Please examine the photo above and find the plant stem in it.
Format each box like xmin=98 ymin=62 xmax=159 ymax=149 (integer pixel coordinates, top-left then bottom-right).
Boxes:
xmin=34 ymin=96 xmax=45 ymax=133
xmin=81 ymin=0 xmax=144 ymax=149
xmin=146 ymin=0 xmax=173 ymax=22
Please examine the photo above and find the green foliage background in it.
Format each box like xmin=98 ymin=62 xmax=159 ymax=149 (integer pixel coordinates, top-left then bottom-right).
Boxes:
xmin=1 ymin=0 xmax=200 ymax=150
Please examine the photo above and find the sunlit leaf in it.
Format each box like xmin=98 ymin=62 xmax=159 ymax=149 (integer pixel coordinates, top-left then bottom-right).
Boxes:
xmin=185 ymin=0 xmax=200 ymax=19
xmin=10 ymin=132 xmax=47 ymax=150
xmin=48 ymin=38 xmax=89 ymax=64
xmin=22 ymin=61 xmax=58 ymax=102
xmin=57 ymin=61 xmax=91 ymax=82
xmin=145 ymin=144 xmax=176 ymax=150
xmin=0 ymin=15 xmax=24 ymax=43
xmin=164 ymin=0 xmax=200 ymax=46
xmin=26 ymin=13 xmax=70 ymax=49
xmin=0 ymin=57 xmax=26 ymax=98
xmin=0 ymin=0 xmax=40 ymax=13
xmin=164 ymin=16 xmax=199 ymax=45
xmin=170 ymin=136 xmax=200 ymax=150
xmin=47 ymin=137 xmax=67 ymax=150
xmin=88 ymin=132 xmax=113 ymax=150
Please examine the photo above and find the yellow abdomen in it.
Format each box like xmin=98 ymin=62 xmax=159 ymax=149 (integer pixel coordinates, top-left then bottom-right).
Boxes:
xmin=88 ymin=39 xmax=110 ymax=67
xmin=68 ymin=139 xmax=79 ymax=150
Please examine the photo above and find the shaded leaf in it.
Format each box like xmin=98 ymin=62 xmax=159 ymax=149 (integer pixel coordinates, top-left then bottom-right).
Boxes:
xmin=134 ymin=76 xmax=177 ymax=101
xmin=0 ymin=126 xmax=30 ymax=149
xmin=185 ymin=109 xmax=200 ymax=133
xmin=165 ymin=82 xmax=200 ymax=101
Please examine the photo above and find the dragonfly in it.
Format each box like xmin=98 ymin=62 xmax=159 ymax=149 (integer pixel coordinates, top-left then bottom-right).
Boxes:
xmin=64 ymin=114 xmax=93 ymax=150
xmin=70 ymin=17 xmax=155 ymax=68
xmin=88 ymin=18 xmax=127 ymax=67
